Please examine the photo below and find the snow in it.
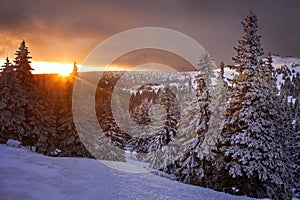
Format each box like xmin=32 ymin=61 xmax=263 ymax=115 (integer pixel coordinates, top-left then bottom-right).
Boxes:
xmin=6 ymin=139 xmax=21 ymax=148
xmin=224 ymin=67 xmax=237 ymax=80
xmin=272 ymin=55 xmax=300 ymax=93
xmin=0 ymin=144 xmax=259 ymax=200
xmin=272 ymin=55 xmax=300 ymax=69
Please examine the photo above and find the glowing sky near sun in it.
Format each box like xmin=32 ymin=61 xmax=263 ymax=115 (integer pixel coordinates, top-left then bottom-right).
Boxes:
xmin=0 ymin=0 xmax=299 ymax=74
xmin=30 ymin=61 xmax=74 ymax=75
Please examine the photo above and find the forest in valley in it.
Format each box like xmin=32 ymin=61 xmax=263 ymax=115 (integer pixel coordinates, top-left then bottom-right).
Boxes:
xmin=0 ymin=11 xmax=299 ymax=199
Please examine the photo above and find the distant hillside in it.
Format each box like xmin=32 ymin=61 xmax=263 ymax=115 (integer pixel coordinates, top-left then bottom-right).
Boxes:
xmin=272 ymin=55 xmax=300 ymax=69
xmin=272 ymin=55 xmax=300 ymax=100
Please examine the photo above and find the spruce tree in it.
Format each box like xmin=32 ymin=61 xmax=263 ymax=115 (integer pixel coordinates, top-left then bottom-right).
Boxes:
xmin=175 ymin=55 xmax=213 ymax=184
xmin=218 ymin=11 xmax=293 ymax=199
xmin=12 ymin=41 xmax=39 ymax=146
xmin=14 ymin=40 xmax=35 ymax=86
xmin=262 ymin=53 xmax=277 ymax=95
xmin=0 ymin=58 xmax=27 ymax=143
xmin=71 ymin=61 xmax=78 ymax=78
xmin=231 ymin=11 xmax=264 ymax=75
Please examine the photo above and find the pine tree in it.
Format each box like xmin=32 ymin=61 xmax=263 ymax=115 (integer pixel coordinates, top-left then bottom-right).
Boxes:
xmin=95 ymin=132 xmax=126 ymax=161
xmin=136 ymin=103 xmax=178 ymax=170
xmin=8 ymin=40 xmax=56 ymax=149
xmin=70 ymin=61 xmax=78 ymax=78
xmin=177 ymin=90 xmax=200 ymax=154
xmin=293 ymin=107 xmax=300 ymax=189
xmin=201 ymin=62 xmax=227 ymax=159
xmin=0 ymin=58 xmax=27 ymax=143
xmin=231 ymin=10 xmax=264 ymax=75
xmin=14 ymin=40 xmax=35 ymax=86
xmin=175 ymin=55 xmax=213 ymax=184
xmin=262 ymin=53 xmax=277 ymax=94
xmin=217 ymin=11 xmax=294 ymax=199
xmin=220 ymin=61 xmax=225 ymax=79
xmin=12 ymin=41 xmax=40 ymax=146
xmin=197 ymin=53 xmax=215 ymax=88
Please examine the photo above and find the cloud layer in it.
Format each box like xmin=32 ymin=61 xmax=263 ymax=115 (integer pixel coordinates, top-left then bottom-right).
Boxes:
xmin=0 ymin=0 xmax=299 ymax=67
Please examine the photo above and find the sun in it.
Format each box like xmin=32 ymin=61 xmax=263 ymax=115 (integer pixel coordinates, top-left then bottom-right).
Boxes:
xmin=58 ymin=68 xmax=71 ymax=77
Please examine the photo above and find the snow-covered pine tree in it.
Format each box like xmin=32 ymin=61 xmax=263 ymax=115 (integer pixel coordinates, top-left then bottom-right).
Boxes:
xmin=177 ymin=89 xmax=200 ymax=154
xmin=293 ymin=106 xmax=300 ymax=189
xmin=218 ymin=11 xmax=294 ymax=199
xmin=171 ymin=88 xmax=201 ymax=180
xmin=262 ymin=53 xmax=277 ymax=95
xmin=174 ymin=54 xmax=213 ymax=184
xmin=231 ymin=11 xmax=263 ymax=76
xmin=83 ymin=92 xmax=125 ymax=161
xmin=4 ymin=41 xmax=58 ymax=151
xmin=279 ymin=58 xmax=300 ymax=190
xmin=197 ymin=53 xmax=215 ymax=88
xmin=200 ymin=62 xmax=227 ymax=160
xmin=95 ymin=131 xmax=126 ymax=161
xmin=0 ymin=57 xmax=27 ymax=143
xmin=137 ymin=103 xmax=178 ymax=170
xmin=11 ymin=41 xmax=42 ymax=146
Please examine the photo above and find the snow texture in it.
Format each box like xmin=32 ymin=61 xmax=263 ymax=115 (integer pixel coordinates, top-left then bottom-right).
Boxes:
xmin=6 ymin=139 xmax=21 ymax=148
xmin=0 ymin=145 xmax=259 ymax=200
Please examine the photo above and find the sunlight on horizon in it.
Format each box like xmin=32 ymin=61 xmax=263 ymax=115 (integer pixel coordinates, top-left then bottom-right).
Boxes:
xmin=0 ymin=58 xmax=75 ymax=75
xmin=0 ymin=58 xmax=183 ymax=74
xmin=31 ymin=61 xmax=74 ymax=75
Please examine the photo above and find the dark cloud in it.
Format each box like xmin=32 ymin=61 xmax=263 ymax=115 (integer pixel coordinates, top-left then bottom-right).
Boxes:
xmin=0 ymin=0 xmax=299 ymax=66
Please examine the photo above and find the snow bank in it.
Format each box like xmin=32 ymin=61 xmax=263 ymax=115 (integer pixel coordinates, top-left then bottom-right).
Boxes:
xmin=0 ymin=144 xmax=258 ymax=200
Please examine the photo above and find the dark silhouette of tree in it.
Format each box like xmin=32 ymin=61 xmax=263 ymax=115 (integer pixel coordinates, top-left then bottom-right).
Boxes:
xmin=14 ymin=40 xmax=35 ymax=86
xmin=0 ymin=58 xmax=27 ymax=143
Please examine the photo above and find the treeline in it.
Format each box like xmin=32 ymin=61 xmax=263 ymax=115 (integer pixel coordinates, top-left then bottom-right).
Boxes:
xmin=0 ymin=41 xmax=91 ymax=157
xmin=167 ymin=11 xmax=300 ymax=199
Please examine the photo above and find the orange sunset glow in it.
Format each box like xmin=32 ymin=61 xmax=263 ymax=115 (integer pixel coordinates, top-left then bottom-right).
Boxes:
xmin=1 ymin=1 xmax=299 ymax=70
xmin=31 ymin=61 xmax=74 ymax=75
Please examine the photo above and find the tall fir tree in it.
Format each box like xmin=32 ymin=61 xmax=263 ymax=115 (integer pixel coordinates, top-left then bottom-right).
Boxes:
xmin=174 ymin=54 xmax=213 ymax=184
xmin=0 ymin=41 xmax=45 ymax=147
xmin=0 ymin=58 xmax=27 ymax=143
xmin=217 ymin=11 xmax=294 ymax=199
xmin=14 ymin=40 xmax=35 ymax=86
xmin=231 ymin=10 xmax=264 ymax=75
xmin=262 ymin=52 xmax=277 ymax=95
xmin=12 ymin=41 xmax=40 ymax=146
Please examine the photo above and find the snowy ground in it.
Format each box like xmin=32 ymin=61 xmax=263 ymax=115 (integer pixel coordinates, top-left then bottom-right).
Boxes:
xmin=0 ymin=144 xmax=259 ymax=200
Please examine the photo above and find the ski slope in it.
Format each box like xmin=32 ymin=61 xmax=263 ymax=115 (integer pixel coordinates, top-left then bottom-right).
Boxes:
xmin=0 ymin=144 xmax=258 ymax=200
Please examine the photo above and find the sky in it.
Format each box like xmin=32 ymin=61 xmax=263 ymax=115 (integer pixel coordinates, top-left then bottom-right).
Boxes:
xmin=0 ymin=0 xmax=300 ymax=73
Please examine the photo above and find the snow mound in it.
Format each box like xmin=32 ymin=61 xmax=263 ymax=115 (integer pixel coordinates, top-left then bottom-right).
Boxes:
xmin=6 ymin=139 xmax=21 ymax=148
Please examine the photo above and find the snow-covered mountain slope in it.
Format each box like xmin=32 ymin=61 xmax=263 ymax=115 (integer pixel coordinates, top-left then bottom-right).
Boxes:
xmin=223 ymin=55 xmax=300 ymax=90
xmin=0 ymin=145 xmax=258 ymax=200
xmin=272 ymin=55 xmax=300 ymax=69
xmin=273 ymin=55 xmax=300 ymax=89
